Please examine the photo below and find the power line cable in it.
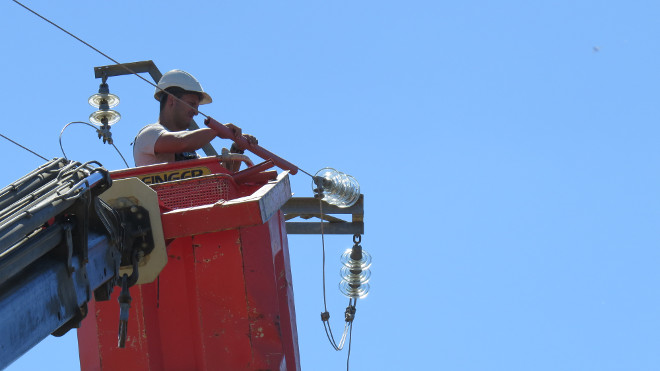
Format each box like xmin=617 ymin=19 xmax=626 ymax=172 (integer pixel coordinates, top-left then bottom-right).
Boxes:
xmin=0 ymin=132 xmax=49 ymax=161
xmin=13 ymin=0 xmax=313 ymax=177
xmin=318 ymin=197 xmax=358 ymax=369
xmin=14 ymin=0 xmax=338 ymax=363
xmin=111 ymin=143 xmax=130 ymax=168
xmin=346 ymin=306 xmax=355 ymax=371
xmin=11 ymin=0 xmax=159 ymax=94
xmin=59 ymin=122 xmax=130 ymax=168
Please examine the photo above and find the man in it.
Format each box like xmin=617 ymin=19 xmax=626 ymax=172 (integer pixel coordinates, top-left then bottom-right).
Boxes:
xmin=133 ymin=69 xmax=255 ymax=167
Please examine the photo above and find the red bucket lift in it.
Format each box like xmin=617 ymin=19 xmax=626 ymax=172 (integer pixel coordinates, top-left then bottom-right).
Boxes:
xmin=77 ymin=157 xmax=300 ymax=371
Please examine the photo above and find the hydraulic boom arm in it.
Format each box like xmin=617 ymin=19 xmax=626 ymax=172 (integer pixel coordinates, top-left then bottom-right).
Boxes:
xmin=0 ymin=159 xmax=160 ymax=369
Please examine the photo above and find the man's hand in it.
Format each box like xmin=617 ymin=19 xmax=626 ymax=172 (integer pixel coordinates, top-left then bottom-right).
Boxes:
xmin=225 ymin=122 xmax=258 ymax=153
xmin=224 ymin=123 xmax=243 ymax=139
xmin=244 ymin=134 xmax=258 ymax=145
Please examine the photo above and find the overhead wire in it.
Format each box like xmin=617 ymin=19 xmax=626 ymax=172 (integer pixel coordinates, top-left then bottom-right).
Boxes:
xmin=346 ymin=302 xmax=356 ymax=371
xmin=14 ymin=0 xmax=349 ymax=366
xmin=0 ymin=132 xmax=49 ymax=161
xmin=59 ymin=122 xmax=130 ymax=168
xmin=318 ymin=197 xmax=357 ymax=371
xmin=11 ymin=0 xmax=160 ymax=96
xmin=111 ymin=143 xmax=130 ymax=168
xmin=13 ymin=0 xmax=313 ymax=178
xmin=319 ymin=198 xmax=347 ymax=350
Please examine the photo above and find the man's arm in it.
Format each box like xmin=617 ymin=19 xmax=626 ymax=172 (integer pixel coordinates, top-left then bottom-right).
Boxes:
xmin=155 ymin=124 xmax=258 ymax=155
xmin=154 ymin=128 xmax=217 ymax=154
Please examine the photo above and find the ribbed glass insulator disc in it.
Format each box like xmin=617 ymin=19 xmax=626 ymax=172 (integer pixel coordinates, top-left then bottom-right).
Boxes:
xmin=340 ymin=265 xmax=371 ymax=285
xmin=89 ymin=110 xmax=121 ymax=126
xmin=339 ymin=281 xmax=370 ymax=299
xmin=88 ymin=93 xmax=120 ymax=108
xmin=339 ymin=175 xmax=360 ymax=208
xmin=340 ymin=248 xmax=372 ymax=270
xmin=312 ymin=167 xmax=360 ymax=208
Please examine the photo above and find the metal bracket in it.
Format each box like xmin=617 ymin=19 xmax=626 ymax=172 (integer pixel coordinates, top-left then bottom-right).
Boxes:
xmin=94 ymin=60 xmax=162 ymax=82
xmin=282 ymin=195 xmax=364 ymax=235
xmin=52 ymin=218 xmax=90 ymax=336
xmin=63 ymin=222 xmax=75 ymax=276
xmin=98 ymin=178 xmax=166 ymax=285
xmin=52 ymin=188 xmax=103 ymax=336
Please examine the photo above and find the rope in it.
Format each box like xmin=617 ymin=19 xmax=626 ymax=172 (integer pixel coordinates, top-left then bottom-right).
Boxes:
xmin=0 ymin=132 xmax=49 ymax=161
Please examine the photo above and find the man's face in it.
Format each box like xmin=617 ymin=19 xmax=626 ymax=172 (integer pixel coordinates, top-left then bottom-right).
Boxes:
xmin=171 ymin=93 xmax=200 ymax=131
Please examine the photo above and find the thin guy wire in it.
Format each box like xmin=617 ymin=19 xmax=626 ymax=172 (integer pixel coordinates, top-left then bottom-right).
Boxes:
xmin=13 ymin=0 xmax=314 ymax=178
xmin=0 ymin=132 xmax=48 ymax=161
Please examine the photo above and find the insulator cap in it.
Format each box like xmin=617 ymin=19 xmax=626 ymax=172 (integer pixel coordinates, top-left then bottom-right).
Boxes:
xmin=98 ymin=82 xmax=110 ymax=95
xmin=350 ymin=244 xmax=363 ymax=261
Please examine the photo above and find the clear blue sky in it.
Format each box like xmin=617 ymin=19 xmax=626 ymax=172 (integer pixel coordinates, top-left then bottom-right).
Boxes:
xmin=2 ymin=1 xmax=660 ymax=370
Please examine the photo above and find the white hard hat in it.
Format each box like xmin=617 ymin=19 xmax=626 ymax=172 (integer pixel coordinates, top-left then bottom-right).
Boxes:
xmin=154 ymin=69 xmax=212 ymax=105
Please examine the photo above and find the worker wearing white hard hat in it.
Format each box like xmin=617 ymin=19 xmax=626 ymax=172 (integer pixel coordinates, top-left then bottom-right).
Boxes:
xmin=133 ymin=69 xmax=256 ymax=167
xmin=153 ymin=69 xmax=212 ymax=105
